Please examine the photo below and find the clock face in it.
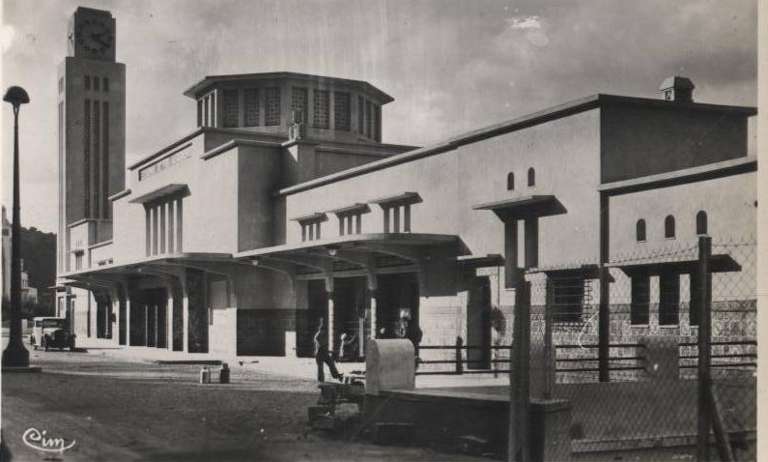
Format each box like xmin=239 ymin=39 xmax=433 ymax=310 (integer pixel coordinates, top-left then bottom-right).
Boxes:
xmin=75 ymin=18 xmax=113 ymax=56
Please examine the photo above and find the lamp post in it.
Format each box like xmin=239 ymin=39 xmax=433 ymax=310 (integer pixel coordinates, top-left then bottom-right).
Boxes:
xmin=2 ymin=86 xmax=30 ymax=369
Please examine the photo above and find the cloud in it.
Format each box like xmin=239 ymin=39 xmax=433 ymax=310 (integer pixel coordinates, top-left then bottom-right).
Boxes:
xmin=506 ymin=15 xmax=542 ymax=30
xmin=0 ymin=24 xmax=17 ymax=53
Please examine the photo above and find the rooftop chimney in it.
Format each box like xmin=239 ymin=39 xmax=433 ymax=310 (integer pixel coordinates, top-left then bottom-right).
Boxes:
xmin=659 ymin=76 xmax=694 ymax=103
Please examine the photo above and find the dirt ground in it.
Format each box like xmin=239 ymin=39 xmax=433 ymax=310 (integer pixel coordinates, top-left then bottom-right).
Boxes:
xmin=1 ymin=340 xmax=487 ymax=462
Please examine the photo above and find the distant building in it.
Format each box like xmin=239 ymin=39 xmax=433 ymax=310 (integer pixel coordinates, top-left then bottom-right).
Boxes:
xmin=2 ymin=206 xmax=38 ymax=304
xmin=57 ymin=7 xmax=756 ymax=359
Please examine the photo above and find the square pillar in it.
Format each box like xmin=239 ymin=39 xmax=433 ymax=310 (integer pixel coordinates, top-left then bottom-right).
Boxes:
xmin=125 ymin=295 xmax=131 ymax=346
xmin=504 ymin=219 xmax=519 ymax=288
xmin=182 ymin=292 xmax=189 ymax=353
xmin=167 ymin=290 xmax=174 ymax=351
xmin=524 ymin=216 xmax=539 ymax=269
xmin=327 ymin=292 xmax=335 ymax=353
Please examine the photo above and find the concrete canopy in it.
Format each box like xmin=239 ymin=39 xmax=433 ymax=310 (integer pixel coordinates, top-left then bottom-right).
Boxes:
xmin=473 ymin=195 xmax=567 ymax=221
xmin=235 ymin=233 xmax=469 ymax=277
xmin=606 ymin=254 xmax=740 ymax=276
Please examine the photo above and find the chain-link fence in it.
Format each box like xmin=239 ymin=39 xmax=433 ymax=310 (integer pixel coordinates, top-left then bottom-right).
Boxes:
xmin=510 ymin=235 xmax=756 ymax=461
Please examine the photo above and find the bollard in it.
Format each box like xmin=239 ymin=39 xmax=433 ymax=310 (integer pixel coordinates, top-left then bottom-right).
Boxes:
xmin=200 ymin=366 xmax=211 ymax=384
xmin=219 ymin=363 xmax=230 ymax=384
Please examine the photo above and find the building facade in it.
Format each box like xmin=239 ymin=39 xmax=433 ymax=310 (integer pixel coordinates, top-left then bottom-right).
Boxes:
xmin=56 ymin=8 xmax=757 ymax=361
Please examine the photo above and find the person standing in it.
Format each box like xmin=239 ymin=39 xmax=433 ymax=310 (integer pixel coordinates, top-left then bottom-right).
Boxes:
xmin=314 ymin=318 xmax=342 ymax=382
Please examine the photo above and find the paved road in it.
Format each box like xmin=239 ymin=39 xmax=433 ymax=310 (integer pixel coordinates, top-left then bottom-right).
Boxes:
xmin=1 ymin=334 xmax=487 ymax=462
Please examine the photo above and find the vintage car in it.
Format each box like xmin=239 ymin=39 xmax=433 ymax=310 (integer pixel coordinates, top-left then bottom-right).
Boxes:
xmin=29 ymin=317 xmax=76 ymax=351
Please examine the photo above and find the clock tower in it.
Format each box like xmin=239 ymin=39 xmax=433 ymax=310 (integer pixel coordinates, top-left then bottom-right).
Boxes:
xmin=57 ymin=7 xmax=125 ymax=274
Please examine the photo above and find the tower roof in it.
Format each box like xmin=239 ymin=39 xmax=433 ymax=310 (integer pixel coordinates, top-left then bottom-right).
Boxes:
xmin=183 ymin=72 xmax=394 ymax=103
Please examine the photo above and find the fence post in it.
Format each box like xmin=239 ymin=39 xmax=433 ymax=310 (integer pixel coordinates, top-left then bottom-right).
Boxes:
xmin=509 ymin=278 xmax=531 ymax=462
xmin=598 ymin=266 xmax=610 ymax=382
xmin=696 ymin=235 xmax=712 ymax=461
xmin=544 ymin=276 xmax=555 ymax=399
xmin=455 ymin=336 xmax=464 ymax=375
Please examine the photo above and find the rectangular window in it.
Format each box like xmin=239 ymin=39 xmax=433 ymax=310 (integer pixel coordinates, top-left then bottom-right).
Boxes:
xmin=93 ymin=99 xmax=101 ymax=218
xmin=197 ymin=99 xmax=203 ymax=127
xmin=152 ymin=206 xmax=159 ymax=255
xmin=167 ymin=200 xmax=175 ymax=253
xmin=300 ymin=220 xmax=324 ymax=242
xmin=145 ymin=197 xmax=184 ymax=256
xmin=75 ymin=253 xmax=83 ymax=271
xmin=630 ymin=273 xmax=650 ymax=325
xmin=209 ymin=92 xmax=216 ymax=126
xmin=84 ymin=99 xmax=91 ymax=217
xmin=366 ymin=100 xmax=374 ymax=138
xmin=659 ymin=273 xmax=680 ymax=325
xmin=159 ymin=203 xmax=166 ymax=254
xmin=103 ymin=77 xmax=109 ymax=92
xmin=94 ymin=77 xmax=100 ymax=91
xmin=313 ymin=89 xmax=330 ymax=128
xmin=145 ymin=207 xmax=151 ymax=256
xmin=85 ymin=75 xmax=91 ymax=90
xmin=203 ymin=96 xmax=209 ymax=127
xmin=358 ymin=96 xmax=365 ymax=133
xmin=291 ymin=87 xmax=308 ymax=124
xmin=334 ymin=92 xmax=351 ymax=131
xmin=222 ymin=89 xmax=239 ymax=128
xmin=244 ymin=88 xmax=260 ymax=126
xmin=374 ymin=104 xmax=382 ymax=141
xmin=552 ymin=277 xmax=584 ymax=323
xmin=102 ymin=101 xmax=110 ymax=219
xmin=265 ymin=87 xmax=281 ymax=126
xmin=338 ymin=213 xmax=363 ymax=236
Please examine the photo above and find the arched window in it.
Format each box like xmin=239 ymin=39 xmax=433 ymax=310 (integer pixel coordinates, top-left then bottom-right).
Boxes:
xmin=664 ymin=215 xmax=676 ymax=239
xmin=507 ymin=172 xmax=515 ymax=191
xmin=696 ymin=211 xmax=707 ymax=235
xmin=636 ymin=219 xmax=646 ymax=242
xmin=527 ymin=168 xmax=535 ymax=187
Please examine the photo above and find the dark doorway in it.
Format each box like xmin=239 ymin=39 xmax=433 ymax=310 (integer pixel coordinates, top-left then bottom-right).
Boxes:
xmin=95 ymin=292 xmax=112 ymax=339
xmin=186 ymin=269 xmax=208 ymax=353
xmin=133 ymin=288 xmax=168 ymax=348
xmin=296 ymin=280 xmax=329 ymax=358
xmin=466 ymin=276 xmax=491 ymax=369
xmin=376 ymin=273 xmax=420 ymax=341
xmin=118 ymin=287 xmax=127 ymax=345
xmin=333 ymin=277 xmax=366 ymax=361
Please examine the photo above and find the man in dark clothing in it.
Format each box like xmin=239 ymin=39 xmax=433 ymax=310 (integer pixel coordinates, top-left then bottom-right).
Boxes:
xmin=314 ymin=318 xmax=342 ymax=382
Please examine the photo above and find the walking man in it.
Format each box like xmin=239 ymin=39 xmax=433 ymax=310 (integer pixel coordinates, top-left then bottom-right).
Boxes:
xmin=314 ymin=318 xmax=342 ymax=382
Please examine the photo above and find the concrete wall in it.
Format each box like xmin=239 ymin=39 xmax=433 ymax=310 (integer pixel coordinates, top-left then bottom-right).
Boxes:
xmin=608 ymin=171 xmax=757 ymax=260
xmin=601 ymin=104 xmax=748 ymax=183
xmin=237 ymin=145 xmax=282 ymax=251
xmin=283 ymin=109 xmax=601 ymax=356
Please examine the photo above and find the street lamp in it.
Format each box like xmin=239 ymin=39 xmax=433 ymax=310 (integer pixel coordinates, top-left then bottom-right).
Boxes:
xmin=2 ymin=86 xmax=30 ymax=369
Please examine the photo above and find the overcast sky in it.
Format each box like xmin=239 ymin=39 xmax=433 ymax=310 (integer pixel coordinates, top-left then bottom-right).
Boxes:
xmin=0 ymin=0 xmax=758 ymax=233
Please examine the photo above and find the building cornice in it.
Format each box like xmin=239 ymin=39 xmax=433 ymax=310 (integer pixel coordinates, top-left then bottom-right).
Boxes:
xmin=598 ymin=156 xmax=757 ymax=196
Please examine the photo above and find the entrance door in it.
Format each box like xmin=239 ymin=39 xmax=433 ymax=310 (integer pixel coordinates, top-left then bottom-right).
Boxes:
xmin=376 ymin=273 xmax=420 ymax=341
xmin=296 ymin=280 xmax=328 ymax=358
xmin=332 ymin=277 xmax=366 ymax=361
xmin=466 ymin=277 xmax=491 ymax=369
xmin=137 ymin=288 xmax=168 ymax=349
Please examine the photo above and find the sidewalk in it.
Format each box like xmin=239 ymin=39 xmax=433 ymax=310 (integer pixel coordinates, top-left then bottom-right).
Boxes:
xmin=82 ymin=345 xmax=511 ymax=388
